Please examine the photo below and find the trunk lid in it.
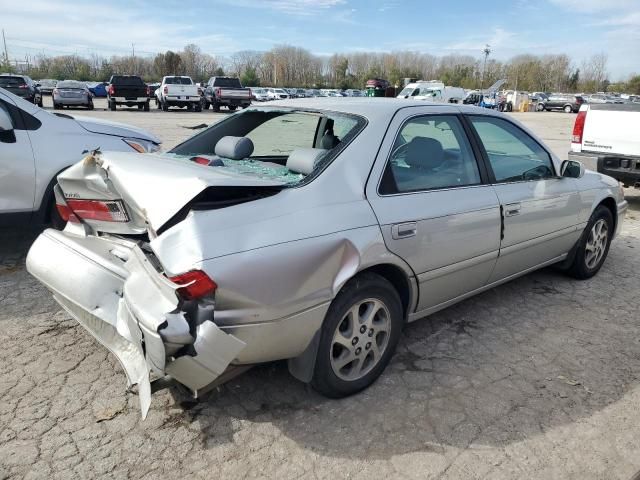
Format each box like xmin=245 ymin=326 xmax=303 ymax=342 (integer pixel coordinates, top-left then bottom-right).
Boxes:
xmin=71 ymin=115 xmax=161 ymax=143
xmin=57 ymin=150 xmax=291 ymax=234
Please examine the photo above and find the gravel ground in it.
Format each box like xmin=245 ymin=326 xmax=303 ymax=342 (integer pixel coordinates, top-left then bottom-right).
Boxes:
xmin=1 ymin=99 xmax=639 ymax=479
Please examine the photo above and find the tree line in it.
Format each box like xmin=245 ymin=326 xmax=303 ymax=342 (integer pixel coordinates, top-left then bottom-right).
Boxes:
xmin=4 ymin=43 xmax=639 ymax=94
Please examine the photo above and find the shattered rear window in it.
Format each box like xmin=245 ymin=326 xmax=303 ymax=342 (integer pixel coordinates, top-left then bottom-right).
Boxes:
xmin=170 ymin=107 xmax=367 ymax=187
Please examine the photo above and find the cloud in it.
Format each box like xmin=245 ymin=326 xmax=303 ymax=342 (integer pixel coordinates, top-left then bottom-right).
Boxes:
xmin=548 ymin=0 xmax=638 ymax=12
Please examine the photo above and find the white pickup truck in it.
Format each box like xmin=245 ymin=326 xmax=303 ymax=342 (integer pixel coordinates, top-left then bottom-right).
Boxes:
xmin=569 ymin=103 xmax=640 ymax=188
xmin=156 ymin=76 xmax=202 ymax=112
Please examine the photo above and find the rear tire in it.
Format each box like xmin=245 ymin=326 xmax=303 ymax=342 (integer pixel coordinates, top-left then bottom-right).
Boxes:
xmin=536 ymin=103 xmax=545 ymax=111
xmin=87 ymin=100 xmax=94 ymax=110
xmin=202 ymin=99 xmax=210 ymax=109
xmin=228 ymin=105 xmax=237 ymax=111
xmin=109 ymin=100 xmax=116 ymax=111
xmin=212 ymin=102 xmax=220 ymax=112
xmin=161 ymin=101 xmax=169 ymax=112
xmin=566 ymin=205 xmax=614 ymax=279
xmin=311 ymin=273 xmax=403 ymax=398
xmin=194 ymin=102 xmax=202 ymax=112
xmin=143 ymin=101 xmax=150 ymax=112
xmin=564 ymin=105 xmax=573 ymax=113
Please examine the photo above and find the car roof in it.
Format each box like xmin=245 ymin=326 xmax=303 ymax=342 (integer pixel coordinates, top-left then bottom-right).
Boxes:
xmin=266 ymin=97 xmax=477 ymax=118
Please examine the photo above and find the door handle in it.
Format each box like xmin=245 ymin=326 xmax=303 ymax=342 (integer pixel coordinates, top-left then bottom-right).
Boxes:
xmin=504 ymin=203 xmax=521 ymax=217
xmin=392 ymin=222 xmax=417 ymax=239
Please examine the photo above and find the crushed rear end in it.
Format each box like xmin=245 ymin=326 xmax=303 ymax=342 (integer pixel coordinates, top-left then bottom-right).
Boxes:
xmin=26 ymin=150 xmax=288 ymax=417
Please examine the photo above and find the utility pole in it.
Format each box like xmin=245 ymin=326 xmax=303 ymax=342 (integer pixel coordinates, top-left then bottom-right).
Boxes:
xmin=2 ymin=29 xmax=8 ymax=69
xmin=481 ymin=44 xmax=491 ymax=90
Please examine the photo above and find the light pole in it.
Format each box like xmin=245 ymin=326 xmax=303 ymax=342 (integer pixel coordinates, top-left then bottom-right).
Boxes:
xmin=482 ymin=44 xmax=491 ymax=90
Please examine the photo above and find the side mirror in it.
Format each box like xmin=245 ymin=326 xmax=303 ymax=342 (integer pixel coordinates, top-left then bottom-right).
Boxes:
xmin=560 ymin=160 xmax=585 ymax=179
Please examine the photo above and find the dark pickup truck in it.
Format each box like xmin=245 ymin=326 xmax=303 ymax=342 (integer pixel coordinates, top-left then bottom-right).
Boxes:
xmin=202 ymin=77 xmax=252 ymax=112
xmin=107 ymin=75 xmax=150 ymax=111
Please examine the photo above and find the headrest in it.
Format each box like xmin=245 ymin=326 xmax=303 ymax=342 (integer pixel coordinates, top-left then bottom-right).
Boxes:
xmin=405 ymin=137 xmax=444 ymax=170
xmin=214 ymin=136 xmax=254 ymax=160
xmin=286 ymin=148 xmax=327 ymax=175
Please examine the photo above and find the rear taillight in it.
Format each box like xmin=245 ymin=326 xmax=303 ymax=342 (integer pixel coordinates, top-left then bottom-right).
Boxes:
xmin=146 ymin=86 xmax=151 ymax=95
xmin=197 ymin=87 xmax=203 ymax=95
xmin=55 ymin=203 xmax=79 ymax=223
xmin=163 ymin=85 xmax=168 ymax=94
xmin=65 ymin=199 xmax=129 ymax=222
xmin=169 ymin=270 xmax=217 ymax=300
xmin=108 ymin=85 xmax=115 ymax=95
xmin=572 ymin=110 xmax=587 ymax=144
xmin=52 ymin=88 xmax=59 ymax=95
xmin=215 ymin=87 xmax=221 ymax=98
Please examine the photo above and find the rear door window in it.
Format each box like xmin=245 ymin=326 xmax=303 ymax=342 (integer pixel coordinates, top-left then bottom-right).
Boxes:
xmin=379 ymin=115 xmax=481 ymax=194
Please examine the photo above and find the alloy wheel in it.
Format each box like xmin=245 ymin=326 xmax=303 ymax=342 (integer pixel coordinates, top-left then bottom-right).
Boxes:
xmin=330 ymin=298 xmax=391 ymax=381
xmin=585 ymin=218 xmax=608 ymax=269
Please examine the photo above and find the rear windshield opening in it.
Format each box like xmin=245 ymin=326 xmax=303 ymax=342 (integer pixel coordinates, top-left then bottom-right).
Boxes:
xmin=165 ymin=77 xmax=193 ymax=85
xmin=169 ymin=108 xmax=366 ymax=186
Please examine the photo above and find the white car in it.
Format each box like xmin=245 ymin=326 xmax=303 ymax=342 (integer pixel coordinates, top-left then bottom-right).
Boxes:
xmin=251 ymin=88 xmax=270 ymax=102
xmin=397 ymin=81 xmax=466 ymax=104
xmin=0 ymin=88 xmax=161 ymax=227
xmin=266 ymin=88 xmax=290 ymax=100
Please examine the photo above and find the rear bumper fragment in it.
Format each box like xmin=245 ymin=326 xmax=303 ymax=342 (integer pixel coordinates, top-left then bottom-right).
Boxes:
xmin=26 ymin=229 xmax=245 ymax=417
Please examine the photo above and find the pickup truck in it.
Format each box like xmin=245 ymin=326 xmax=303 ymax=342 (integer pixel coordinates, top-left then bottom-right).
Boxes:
xmin=202 ymin=77 xmax=251 ymax=112
xmin=156 ymin=76 xmax=202 ymax=112
xmin=107 ymin=75 xmax=150 ymax=111
xmin=569 ymin=103 xmax=640 ymax=188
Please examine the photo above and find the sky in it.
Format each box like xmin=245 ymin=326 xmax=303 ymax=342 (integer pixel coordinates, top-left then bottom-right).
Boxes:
xmin=1 ymin=0 xmax=638 ymax=80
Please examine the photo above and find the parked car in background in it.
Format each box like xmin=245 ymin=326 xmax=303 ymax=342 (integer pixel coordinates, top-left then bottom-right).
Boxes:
xmin=156 ymin=76 xmax=202 ymax=112
xmin=0 ymin=74 xmax=42 ymax=106
xmin=202 ymin=77 xmax=252 ymax=112
xmin=306 ymin=89 xmax=321 ymax=97
xmin=251 ymin=87 xmax=269 ymax=101
xmin=295 ymin=88 xmax=307 ymax=98
xmin=24 ymin=99 xmax=626 ymax=417
xmin=266 ymin=87 xmax=290 ymax=100
xmin=541 ymin=93 xmax=584 ymax=113
xmin=0 ymin=87 xmax=160 ymax=227
xmin=37 ymin=79 xmax=58 ymax=95
xmin=107 ymin=75 xmax=150 ymax=111
xmin=147 ymin=82 xmax=160 ymax=99
xmin=345 ymin=89 xmax=363 ymax=97
xmin=569 ymin=102 xmax=640 ymax=187
xmin=52 ymin=80 xmax=94 ymax=110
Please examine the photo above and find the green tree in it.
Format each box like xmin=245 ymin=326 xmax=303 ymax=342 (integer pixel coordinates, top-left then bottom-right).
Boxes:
xmin=241 ymin=67 xmax=260 ymax=86
xmin=627 ymin=75 xmax=640 ymax=94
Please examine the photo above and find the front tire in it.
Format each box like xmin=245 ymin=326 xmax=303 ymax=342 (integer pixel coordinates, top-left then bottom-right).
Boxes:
xmin=564 ymin=105 xmax=573 ymax=113
xmin=311 ymin=273 xmax=403 ymax=398
xmin=566 ymin=205 xmax=614 ymax=279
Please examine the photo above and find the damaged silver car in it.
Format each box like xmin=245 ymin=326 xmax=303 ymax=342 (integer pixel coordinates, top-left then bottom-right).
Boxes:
xmin=27 ymin=99 xmax=628 ymax=417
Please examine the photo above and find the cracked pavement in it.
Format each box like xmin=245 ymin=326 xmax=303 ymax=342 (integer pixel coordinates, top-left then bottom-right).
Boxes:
xmin=1 ymin=108 xmax=640 ymax=479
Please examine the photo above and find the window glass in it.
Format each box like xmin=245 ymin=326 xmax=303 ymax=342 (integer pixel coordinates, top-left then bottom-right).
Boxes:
xmin=469 ymin=116 xmax=554 ymax=182
xmin=379 ymin=115 xmax=481 ymax=194
xmin=246 ymin=112 xmax=320 ymax=156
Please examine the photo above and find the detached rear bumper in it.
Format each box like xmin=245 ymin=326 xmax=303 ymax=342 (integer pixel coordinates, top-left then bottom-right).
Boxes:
xmin=26 ymin=229 xmax=245 ymax=417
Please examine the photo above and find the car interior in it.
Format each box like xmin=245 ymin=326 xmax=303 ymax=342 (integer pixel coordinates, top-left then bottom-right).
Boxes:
xmin=170 ymin=109 xmax=363 ymax=181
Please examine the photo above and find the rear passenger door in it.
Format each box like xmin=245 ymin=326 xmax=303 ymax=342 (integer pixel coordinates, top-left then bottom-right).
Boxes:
xmin=466 ymin=114 xmax=582 ymax=282
xmin=367 ymin=108 xmax=501 ymax=313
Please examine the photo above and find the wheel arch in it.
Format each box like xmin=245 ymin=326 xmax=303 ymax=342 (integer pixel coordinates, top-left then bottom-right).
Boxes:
xmin=597 ymin=196 xmax=617 ymax=233
xmin=34 ymin=166 xmax=73 ymax=224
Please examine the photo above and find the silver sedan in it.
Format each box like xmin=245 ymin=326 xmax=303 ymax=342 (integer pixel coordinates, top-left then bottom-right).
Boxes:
xmin=52 ymin=80 xmax=94 ymax=110
xmin=26 ymin=99 xmax=628 ymax=417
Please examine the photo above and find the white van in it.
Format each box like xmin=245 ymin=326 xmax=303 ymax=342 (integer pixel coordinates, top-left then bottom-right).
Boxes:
xmin=397 ymin=80 xmax=465 ymax=103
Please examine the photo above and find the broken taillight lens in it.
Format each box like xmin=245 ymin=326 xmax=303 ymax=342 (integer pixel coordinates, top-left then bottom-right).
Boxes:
xmin=65 ymin=199 xmax=130 ymax=222
xmin=55 ymin=203 xmax=79 ymax=223
xmin=169 ymin=270 xmax=217 ymax=300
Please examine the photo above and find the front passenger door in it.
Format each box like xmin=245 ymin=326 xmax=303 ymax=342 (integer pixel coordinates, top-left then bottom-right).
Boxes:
xmin=467 ymin=115 xmax=582 ymax=282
